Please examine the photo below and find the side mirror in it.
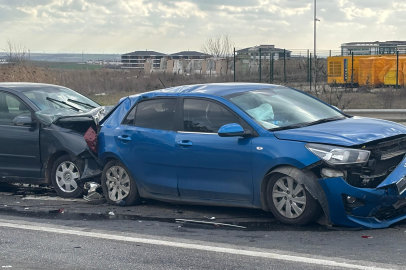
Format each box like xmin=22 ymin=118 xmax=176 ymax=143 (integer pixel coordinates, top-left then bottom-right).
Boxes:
xmin=13 ymin=115 xmax=34 ymax=126
xmin=218 ymin=123 xmax=251 ymax=137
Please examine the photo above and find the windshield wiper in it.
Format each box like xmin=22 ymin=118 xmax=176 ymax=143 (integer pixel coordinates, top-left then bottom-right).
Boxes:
xmin=46 ymin=97 xmax=81 ymax=112
xmin=301 ymin=116 xmax=345 ymax=127
xmin=269 ymin=116 xmax=345 ymax=132
xmin=269 ymin=124 xmax=307 ymax=132
xmin=67 ymin=99 xmax=97 ymax=109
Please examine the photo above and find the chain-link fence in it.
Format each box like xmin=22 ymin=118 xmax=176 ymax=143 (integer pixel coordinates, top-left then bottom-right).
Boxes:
xmin=231 ymin=47 xmax=406 ymax=91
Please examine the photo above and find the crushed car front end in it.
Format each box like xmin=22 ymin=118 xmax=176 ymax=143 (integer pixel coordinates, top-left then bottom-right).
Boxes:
xmin=314 ymin=135 xmax=406 ymax=228
xmin=36 ymin=107 xmax=110 ymax=183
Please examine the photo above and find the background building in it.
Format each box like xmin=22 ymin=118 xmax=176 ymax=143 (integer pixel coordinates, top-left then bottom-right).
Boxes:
xmin=169 ymin=51 xmax=209 ymax=60
xmin=121 ymin=51 xmax=167 ymax=69
xmin=237 ymin=45 xmax=291 ymax=60
xmin=341 ymin=41 xmax=406 ymax=56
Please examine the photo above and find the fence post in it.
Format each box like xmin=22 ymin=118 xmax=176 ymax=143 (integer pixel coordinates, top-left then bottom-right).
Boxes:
xmin=309 ymin=53 xmax=312 ymax=91
xmin=396 ymin=50 xmax=399 ymax=89
xmin=233 ymin=47 xmax=236 ymax=82
xmin=270 ymin=53 xmax=274 ymax=84
xmin=259 ymin=48 xmax=262 ymax=83
xmin=307 ymin=50 xmax=310 ymax=82
xmin=283 ymin=49 xmax=286 ymax=83
xmin=329 ymin=50 xmax=331 ymax=57
xmin=314 ymin=52 xmax=317 ymax=91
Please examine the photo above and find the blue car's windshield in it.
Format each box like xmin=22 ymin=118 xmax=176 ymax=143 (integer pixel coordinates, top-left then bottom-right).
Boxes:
xmin=226 ymin=88 xmax=345 ymax=131
xmin=20 ymin=86 xmax=99 ymax=112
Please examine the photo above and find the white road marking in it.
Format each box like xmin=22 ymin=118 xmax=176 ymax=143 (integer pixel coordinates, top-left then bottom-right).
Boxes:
xmin=22 ymin=196 xmax=83 ymax=202
xmin=0 ymin=220 xmax=394 ymax=270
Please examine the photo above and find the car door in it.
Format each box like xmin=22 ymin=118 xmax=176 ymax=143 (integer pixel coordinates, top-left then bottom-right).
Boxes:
xmin=0 ymin=91 xmax=41 ymax=178
xmin=176 ymin=98 xmax=254 ymax=202
xmin=115 ymin=98 xmax=178 ymax=196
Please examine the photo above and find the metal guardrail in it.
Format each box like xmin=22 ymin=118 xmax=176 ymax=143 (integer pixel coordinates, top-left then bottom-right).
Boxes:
xmin=343 ymin=109 xmax=406 ymax=122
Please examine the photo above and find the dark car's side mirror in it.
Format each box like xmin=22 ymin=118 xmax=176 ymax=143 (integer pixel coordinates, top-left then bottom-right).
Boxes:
xmin=13 ymin=115 xmax=34 ymax=126
xmin=218 ymin=123 xmax=252 ymax=137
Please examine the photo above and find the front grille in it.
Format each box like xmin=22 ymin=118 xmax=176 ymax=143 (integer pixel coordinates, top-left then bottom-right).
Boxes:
xmin=373 ymin=204 xmax=406 ymax=221
xmin=346 ymin=136 xmax=406 ymax=188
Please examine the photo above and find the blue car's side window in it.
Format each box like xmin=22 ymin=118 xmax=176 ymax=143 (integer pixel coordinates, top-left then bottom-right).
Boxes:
xmin=134 ymin=99 xmax=176 ymax=131
xmin=183 ymin=99 xmax=240 ymax=133
xmin=122 ymin=105 xmax=137 ymax=125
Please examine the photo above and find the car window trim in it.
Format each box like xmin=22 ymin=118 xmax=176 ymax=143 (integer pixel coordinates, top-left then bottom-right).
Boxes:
xmin=124 ymin=97 xmax=178 ymax=131
xmin=178 ymin=97 xmax=258 ymax=136
xmin=0 ymin=90 xmax=36 ymax=127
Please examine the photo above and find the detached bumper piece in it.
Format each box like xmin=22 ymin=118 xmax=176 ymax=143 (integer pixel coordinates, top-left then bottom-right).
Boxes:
xmin=319 ymin=177 xmax=406 ymax=228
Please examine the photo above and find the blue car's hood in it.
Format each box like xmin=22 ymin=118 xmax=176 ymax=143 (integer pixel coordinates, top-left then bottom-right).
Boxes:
xmin=273 ymin=117 xmax=406 ymax=147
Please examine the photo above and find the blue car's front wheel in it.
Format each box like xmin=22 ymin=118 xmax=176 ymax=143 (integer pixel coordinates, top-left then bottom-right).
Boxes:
xmin=267 ymin=174 xmax=321 ymax=225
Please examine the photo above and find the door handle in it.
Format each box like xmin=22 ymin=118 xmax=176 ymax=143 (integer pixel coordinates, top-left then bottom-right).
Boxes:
xmin=118 ymin=135 xmax=131 ymax=141
xmin=177 ymin=140 xmax=193 ymax=146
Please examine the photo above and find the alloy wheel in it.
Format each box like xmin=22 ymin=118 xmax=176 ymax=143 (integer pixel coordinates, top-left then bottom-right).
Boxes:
xmin=55 ymin=161 xmax=80 ymax=193
xmin=105 ymin=166 xmax=131 ymax=201
xmin=272 ymin=176 xmax=307 ymax=219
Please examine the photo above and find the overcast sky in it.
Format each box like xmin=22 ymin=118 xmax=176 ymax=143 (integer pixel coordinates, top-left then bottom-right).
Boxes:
xmin=0 ymin=0 xmax=405 ymax=54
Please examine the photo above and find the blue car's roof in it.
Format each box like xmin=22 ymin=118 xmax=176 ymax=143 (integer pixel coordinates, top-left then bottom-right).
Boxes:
xmin=129 ymin=83 xmax=282 ymax=100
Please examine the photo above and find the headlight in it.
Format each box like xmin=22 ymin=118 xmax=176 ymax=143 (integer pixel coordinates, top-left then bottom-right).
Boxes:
xmin=306 ymin=143 xmax=370 ymax=166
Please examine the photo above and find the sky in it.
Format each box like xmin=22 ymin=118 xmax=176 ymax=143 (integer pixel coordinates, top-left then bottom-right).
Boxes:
xmin=0 ymin=0 xmax=405 ymax=54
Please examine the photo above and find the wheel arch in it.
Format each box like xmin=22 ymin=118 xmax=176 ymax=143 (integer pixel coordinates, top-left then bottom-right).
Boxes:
xmin=260 ymin=165 xmax=330 ymax=223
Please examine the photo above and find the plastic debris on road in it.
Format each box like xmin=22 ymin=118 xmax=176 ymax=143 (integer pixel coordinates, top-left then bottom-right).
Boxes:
xmin=176 ymin=219 xmax=246 ymax=229
xmin=83 ymin=182 xmax=105 ymax=204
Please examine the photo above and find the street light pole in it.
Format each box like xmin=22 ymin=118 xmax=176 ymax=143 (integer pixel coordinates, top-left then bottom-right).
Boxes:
xmin=313 ymin=0 xmax=320 ymax=91
xmin=314 ymin=0 xmax=317 ymax=59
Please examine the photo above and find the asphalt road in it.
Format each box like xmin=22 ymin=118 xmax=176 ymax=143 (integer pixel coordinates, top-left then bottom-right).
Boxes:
xmin=0 ymin=184 xmax=406 ymax=270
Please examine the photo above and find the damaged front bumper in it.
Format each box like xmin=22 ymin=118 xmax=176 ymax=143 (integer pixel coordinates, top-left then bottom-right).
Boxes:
xmin=319 ymin=157 xmax=406 ymax=228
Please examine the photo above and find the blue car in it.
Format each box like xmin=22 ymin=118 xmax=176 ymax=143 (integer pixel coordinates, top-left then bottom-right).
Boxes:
xmin=97 ymin=83 xmax=406 ymax=228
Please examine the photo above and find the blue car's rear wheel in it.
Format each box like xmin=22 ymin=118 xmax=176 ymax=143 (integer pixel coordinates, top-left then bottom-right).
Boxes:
xmin=267 ymin=174 xmax=321 ymax=225
xmin=101 ymin=160 xmax=141 ymax=206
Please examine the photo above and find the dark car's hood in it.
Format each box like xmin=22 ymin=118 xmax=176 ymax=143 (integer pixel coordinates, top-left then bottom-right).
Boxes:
xmin=273 ymin=117 xmax=406 ymax=146
xmin=36 ymin=106 xmax=113 ymax=126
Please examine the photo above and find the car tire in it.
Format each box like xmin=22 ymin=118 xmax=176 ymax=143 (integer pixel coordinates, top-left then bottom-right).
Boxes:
xmin=101 ymin=160 xmax=141 ymax=206
xmin=267 ymin=173 xmax=322 ymax=225
xmin=51 ymin=155 xmax=84 ymax=198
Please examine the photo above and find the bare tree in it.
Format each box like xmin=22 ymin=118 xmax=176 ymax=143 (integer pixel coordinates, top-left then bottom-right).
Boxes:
xmin=3 ymin=39 xmax=30 ymax=63
xmin=201 ymin=34 xmax=234 ymax=58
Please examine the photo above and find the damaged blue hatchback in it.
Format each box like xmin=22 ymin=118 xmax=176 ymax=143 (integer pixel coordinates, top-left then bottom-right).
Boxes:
xmin=98 ymin=83 xmax=406 ymax=228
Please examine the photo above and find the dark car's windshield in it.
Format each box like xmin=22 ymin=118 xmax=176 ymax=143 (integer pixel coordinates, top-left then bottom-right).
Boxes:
xmin=20 ymin=86 xmax=100 ymax=111
xmin=226 ymin=87 xmax=345 ymax=130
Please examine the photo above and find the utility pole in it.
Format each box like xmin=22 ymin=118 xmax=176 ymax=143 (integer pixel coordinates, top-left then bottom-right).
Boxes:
xmin=314 ymin=0 xmax=320 ymax=91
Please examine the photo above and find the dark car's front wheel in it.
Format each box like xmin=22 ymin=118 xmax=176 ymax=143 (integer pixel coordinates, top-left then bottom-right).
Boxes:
xmin=101 ymin=160 xmax=141 ymax=206
xmin=267 ymin=174 xmax=321 ymax=225
xmin=51 ymin=155 xmax=84 ymax=198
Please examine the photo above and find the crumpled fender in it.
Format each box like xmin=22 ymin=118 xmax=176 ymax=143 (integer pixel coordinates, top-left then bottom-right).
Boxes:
xmin=264 ymin=166 xmax=331 ymax=224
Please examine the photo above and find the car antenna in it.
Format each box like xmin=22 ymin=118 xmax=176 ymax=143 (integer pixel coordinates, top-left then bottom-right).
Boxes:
xmin=158 ymin=77 xmax=166 ymax=88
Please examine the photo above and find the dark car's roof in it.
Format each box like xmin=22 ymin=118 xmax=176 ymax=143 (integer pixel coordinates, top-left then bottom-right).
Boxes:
xmin=0 ymin=82 xmax=63 ymax=92
xmin=133 ymin=83 xmax=281 ymax=99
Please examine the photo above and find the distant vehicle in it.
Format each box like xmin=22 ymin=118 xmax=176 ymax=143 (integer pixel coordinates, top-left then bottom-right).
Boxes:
xmin=97 ymin=83 xmax=406 ymax=228
xmin=0 ymin=83 xmax=108 ymax=198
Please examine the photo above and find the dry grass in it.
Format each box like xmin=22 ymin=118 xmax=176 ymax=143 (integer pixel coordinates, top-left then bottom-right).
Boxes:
xmin=1 ymin=63 xmax=405 ymax=109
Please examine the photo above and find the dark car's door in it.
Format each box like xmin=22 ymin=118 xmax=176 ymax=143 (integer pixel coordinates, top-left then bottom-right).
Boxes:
xmin=0 ymin=91 xmax=41 ymax=178
xmin=175 ymin=98 xmax=254 ymax=202
xmin=116 ymin=98 xmax=178 ymax=196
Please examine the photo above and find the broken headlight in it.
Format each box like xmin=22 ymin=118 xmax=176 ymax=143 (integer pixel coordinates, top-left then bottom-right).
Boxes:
xmin=306 ymin=143 xmax=370 ymax=166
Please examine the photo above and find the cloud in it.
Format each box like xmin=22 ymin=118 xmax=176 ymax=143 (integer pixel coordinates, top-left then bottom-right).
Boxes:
xmin=0 ymin=0 xmax=404 ymax=53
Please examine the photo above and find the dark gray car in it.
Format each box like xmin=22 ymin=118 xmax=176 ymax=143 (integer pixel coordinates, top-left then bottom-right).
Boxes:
xmin=0 ymin=82 xmax=107 ymax=198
